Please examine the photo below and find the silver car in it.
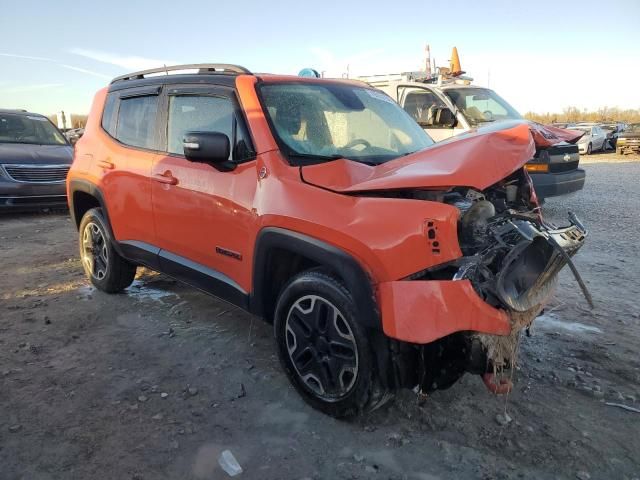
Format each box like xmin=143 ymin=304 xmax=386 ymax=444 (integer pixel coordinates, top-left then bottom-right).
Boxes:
xmin=575 ymin=124 xmax=608 ymax=155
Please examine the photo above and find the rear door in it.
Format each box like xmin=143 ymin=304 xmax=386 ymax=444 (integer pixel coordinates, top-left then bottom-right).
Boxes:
xmin=100 ymin=86 xmax=162 ymax=260
xmin=150 ymin=84 xmax=258 ymax=298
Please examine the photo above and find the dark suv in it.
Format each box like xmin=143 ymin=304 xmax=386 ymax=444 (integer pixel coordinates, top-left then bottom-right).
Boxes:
xmin=0 ymin=109 xmax=73 ymax=211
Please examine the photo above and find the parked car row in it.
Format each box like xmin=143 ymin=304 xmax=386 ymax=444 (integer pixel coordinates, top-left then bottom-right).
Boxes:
xmin=552 ymin=121 xmax=637 ymax=154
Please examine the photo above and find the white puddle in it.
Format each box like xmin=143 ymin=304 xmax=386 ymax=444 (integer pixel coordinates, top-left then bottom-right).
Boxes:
xmin=78 ymin=281 xmax=177 ymax=303
xmin=126 ymin=280 xmax=177 ymax=303
xmin=535 ymin=313 xmax=603 ymax=334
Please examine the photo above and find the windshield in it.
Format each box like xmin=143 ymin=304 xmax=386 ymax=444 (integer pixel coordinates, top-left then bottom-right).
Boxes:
xmin=259 ymin=82 xmax=434 ymax=165
xmin=444 ymin=88 xmax=522 ymax=126
xmin=0 ymin=114 xmax=68 ymax=146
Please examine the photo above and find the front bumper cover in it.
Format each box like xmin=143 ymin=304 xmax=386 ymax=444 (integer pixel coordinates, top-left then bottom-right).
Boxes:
xmin=379 ymin=212 xmax=587 ymax=344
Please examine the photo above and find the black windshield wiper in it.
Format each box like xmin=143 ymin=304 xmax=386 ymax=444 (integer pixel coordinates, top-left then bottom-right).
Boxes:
xmin=289 ymin=152 xmax=344 ymax=161
xmin=288 ymin=152 xmax=385 ymax=167
xmin=287 ymin=152 xmax=345 ymax=164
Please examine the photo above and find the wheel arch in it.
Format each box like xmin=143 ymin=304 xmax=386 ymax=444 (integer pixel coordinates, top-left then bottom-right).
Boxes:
xmin=250 ymin=227 xmax=381 ymax=331
xmin=68 ymin=179 xmax=126 ymax=259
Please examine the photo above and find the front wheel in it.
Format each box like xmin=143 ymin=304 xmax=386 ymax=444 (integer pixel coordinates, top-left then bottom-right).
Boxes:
xmin=586 ymin=143 xmax=592 ymax=155
xmin=274 ymin=270 xmax=392 ymax=417
xmin=79 ymin=208 xmax=137 ymax=293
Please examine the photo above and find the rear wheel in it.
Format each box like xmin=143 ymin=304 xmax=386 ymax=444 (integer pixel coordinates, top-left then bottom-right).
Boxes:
xmin=79 ymin=208 xmax=137 ymax=293
xmin=274 ymin=270 xmax=392 ymax=417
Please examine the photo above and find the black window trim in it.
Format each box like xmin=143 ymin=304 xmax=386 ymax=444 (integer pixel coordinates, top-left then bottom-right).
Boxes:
xmin=159 ymin=83 xmax=256 ymax=164
xmin=100 ymin=86 xmax=165 ymax=155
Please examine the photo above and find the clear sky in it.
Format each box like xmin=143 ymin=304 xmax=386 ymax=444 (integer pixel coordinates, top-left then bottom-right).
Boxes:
xmin=1 ymin=0 xmax=639 ymax=116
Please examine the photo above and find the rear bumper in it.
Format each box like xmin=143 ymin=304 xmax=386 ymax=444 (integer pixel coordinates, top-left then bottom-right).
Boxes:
xmin=530 ymin=168 xmax=586 ymax=198
xmin=0 ymin=180 xmax=67 ymax=211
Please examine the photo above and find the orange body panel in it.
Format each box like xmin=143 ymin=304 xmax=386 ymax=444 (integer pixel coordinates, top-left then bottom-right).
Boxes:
xmin=68 ymin=73 xmax=536 ymax=345
xmin=150 ymin=156 xmax=259 ymax=291
xmin=379 ymin=280 xmax=511 ymax=343
xmin=301 ymin=122 xmax=535 ymax=192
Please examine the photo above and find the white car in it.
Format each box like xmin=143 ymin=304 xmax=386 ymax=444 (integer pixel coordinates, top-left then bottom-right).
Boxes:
xmin=574 ymin=124 xmax=608 ymax=154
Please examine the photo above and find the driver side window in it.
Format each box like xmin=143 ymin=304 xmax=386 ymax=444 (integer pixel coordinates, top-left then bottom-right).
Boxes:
xmin=167 ymin=95 xmax=254 ymax=161
xmin=400 ymin=88 xmax=447 ymax=127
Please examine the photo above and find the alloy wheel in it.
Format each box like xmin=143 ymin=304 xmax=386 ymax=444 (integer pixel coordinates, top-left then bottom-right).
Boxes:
xmin=285 ymin=295 xmax=359 ymax=400
xmin=81 ymin=222 xmax=108 ymax=280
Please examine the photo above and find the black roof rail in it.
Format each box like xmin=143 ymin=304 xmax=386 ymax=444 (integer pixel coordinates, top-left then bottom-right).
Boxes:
xmin=110 ymin=63 xmax=251 ymax=84
xmin=0 ymin=108 xmax=28 ymax=113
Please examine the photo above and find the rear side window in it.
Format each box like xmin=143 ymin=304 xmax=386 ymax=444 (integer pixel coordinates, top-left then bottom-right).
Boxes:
xmin=101 ymin=93 xmax=117 ymax=136
xmin=116 ymin=95 xmax=158 ymax=149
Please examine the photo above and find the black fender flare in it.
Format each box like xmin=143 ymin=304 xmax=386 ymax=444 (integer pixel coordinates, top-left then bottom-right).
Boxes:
xmin=250 ymin=227 xmax=381 ymax=331
xmin=68 ymin=179 xmax=108 ymax=228
xmin=67 ymin=179 xmax=127 ymax=259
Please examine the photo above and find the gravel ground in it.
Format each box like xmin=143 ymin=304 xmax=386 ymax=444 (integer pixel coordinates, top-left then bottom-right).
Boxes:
xmin=1 ymin=153 xmax=639 ymax=480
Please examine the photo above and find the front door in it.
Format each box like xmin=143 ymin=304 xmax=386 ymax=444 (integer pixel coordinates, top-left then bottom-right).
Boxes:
xmin=150 ymin=85 xmax=258 ymax=295
xmin=398 ymin=86 xmax=466 ymax=142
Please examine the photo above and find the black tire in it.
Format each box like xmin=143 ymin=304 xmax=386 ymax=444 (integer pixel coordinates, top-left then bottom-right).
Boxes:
xmin=274 ymin=270 xmax=392 ymax=418
xmin=78 ymin=207 xmax=137 ymax=293
xmin=586 ymin=143 xmax=592 ymax=155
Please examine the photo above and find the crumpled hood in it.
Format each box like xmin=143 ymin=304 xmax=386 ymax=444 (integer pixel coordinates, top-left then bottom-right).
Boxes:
xmin=525 ymin=121 xmax=584 ymax=147
xmin=0 ymin=143 xmax=73 ymax=165
xmin=301 ymin=122 xmax=535 ymax=193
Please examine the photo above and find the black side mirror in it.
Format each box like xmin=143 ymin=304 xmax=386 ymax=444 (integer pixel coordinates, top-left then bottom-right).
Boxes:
xmin=183 ymin=131 xmax=230 ymax=164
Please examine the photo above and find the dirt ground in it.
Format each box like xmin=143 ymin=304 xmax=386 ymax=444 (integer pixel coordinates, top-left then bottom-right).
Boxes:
xmin=1 ymin=152 xmax=639 ymax=480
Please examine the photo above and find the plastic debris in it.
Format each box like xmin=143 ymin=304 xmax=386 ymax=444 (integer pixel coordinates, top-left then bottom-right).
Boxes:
xmin=605 ymin=402 xmax=640 ymax=414
xmin=219 ymin=449 xmax=243 ymax=477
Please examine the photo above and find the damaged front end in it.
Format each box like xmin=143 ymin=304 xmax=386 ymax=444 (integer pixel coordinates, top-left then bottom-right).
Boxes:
xmin=409 ymin=169 xmax=589 ymax=393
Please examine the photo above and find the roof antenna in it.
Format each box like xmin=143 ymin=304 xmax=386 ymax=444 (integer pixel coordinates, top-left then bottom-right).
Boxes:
xmin=163 ymin=64 xmax=169 ymax=75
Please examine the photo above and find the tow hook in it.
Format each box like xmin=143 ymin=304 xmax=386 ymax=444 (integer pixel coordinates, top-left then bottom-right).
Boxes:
xmin=482 ymin=373 xmax=512 ymax=395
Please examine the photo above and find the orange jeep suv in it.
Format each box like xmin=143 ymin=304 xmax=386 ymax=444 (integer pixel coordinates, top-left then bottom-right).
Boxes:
xmin=67 ymin=64 xmax=587 ymax=417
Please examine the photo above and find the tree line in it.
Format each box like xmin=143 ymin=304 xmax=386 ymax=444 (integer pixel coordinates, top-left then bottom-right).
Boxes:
xmin=524 ymin=107 xmax=640 ymax=125
xmin=46 ymin=114 xmax=88 ymax=129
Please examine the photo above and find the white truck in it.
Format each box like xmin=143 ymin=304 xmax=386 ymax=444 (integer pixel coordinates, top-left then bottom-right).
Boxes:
xmin=358 ymin=66 xmax=586 ymax=199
